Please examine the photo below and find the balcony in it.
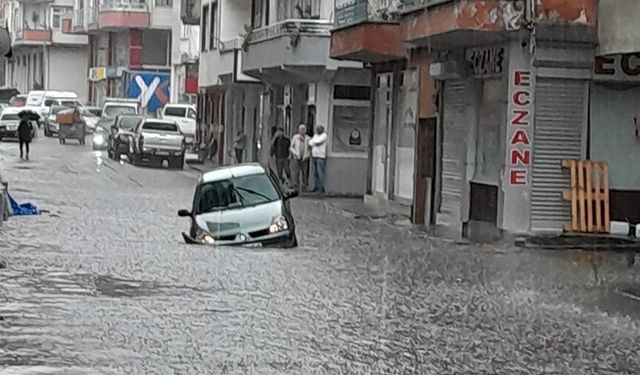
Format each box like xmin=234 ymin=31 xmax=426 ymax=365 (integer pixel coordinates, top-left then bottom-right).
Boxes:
xmin=97 ymin=0 xmax=150 ymax=30
xmin=331 ymin=0 xmax=404 ymax=62
xmin=14 ymin=28 xmax=52 ymax=45
xmin=200 ymin=36 xmax=258 ymax=88
xmin=180 ymin=0 xmax=200 ymax=25
xmin=243 ymin=19 xmax=360 ymax=83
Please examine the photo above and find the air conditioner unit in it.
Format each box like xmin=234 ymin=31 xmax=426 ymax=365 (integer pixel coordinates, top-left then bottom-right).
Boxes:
xmin=429 ymin=60 xmax=465 ymax=81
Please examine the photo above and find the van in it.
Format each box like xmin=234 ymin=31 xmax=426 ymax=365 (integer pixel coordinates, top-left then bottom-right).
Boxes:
xmin=26 ymin=91 xmax=82 ymax=122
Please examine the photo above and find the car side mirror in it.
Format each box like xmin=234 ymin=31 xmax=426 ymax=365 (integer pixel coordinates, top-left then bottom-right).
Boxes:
xmin=284 ymin=190 xmax=299 ymax=200
xmin=177 ymin=209 xmax=191 ymax=217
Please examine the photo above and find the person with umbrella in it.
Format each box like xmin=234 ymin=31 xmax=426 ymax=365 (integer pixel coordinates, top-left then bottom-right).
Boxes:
xmin=17 ymin=110 xmax=37 ymax=160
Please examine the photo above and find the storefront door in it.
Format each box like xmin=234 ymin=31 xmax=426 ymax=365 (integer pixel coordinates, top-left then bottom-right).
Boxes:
xmin=393 ymin=69 xmax=418 ymax=202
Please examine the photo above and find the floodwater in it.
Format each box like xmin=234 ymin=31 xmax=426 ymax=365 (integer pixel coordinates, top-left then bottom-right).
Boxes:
xmin=1 ymin=137 xmax=640 ymax=374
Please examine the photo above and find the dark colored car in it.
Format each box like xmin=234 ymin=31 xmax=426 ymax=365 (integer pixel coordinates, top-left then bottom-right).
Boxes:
xmin=108 ymin=114 xmax=144 ymax=160
xmin=178 ymin=164 xmax=299 ymax=248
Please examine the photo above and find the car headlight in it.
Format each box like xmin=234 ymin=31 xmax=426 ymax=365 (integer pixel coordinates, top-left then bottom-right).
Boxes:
xmin=202 ymin=234 xmax=215 ymax=245
xmin=269 ymin=215 xmax=289 ymax=234
xmin=93 ymin=133 xmax=105 ymax=145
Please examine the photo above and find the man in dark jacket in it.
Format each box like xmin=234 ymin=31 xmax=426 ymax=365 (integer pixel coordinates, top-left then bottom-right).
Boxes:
xmin=271 ymin=127 xmax=291 ymax=185
xmin=17 ymin=118 xmax=33 ymax=160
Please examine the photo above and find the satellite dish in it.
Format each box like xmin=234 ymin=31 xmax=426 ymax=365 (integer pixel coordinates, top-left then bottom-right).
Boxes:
xmin=0 ymin=28 xmax=12 ymax=57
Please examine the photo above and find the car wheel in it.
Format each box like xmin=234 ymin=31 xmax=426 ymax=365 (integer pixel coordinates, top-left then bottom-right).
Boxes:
xmin=172 ymin=156 xmax=185 ymax=170
xmin=282 ymin=232 xmax=298 ymax=249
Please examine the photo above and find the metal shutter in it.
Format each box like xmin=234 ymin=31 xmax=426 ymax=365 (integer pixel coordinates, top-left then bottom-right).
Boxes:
xmin=439 ymin=81 xmax=468 ymax=221
xmin=531 ymin=79 xmax=587 ymax=232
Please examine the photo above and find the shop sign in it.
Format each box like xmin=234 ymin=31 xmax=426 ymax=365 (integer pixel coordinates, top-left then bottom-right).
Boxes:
xmin=507 ymin=70 xmax=532 ymax=186
xmin=466 ymin=47 xmax=505 ymax=77
xmin=594 ymin=53 xmax=640 ymax=82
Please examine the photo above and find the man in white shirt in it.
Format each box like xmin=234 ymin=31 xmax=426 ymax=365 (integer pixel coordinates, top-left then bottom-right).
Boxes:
xmin=289 ymin=124 xmax=311 ymax=192
xmin=308 ymin=125 xmax=328 ymax=194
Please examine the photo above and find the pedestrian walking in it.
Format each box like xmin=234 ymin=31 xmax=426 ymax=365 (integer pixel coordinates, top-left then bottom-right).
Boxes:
xmin=18 ymin=117 xmax=33 ymax=160
xmin=271 ymin=127 xmax=291 ymax=185
xmin=289 ymin=124 xmax=311 ymax=192
xmin=308 ymin=125 xmax=328 ymax=194
xmin=233 ymin=130 xmax=247 ymax=163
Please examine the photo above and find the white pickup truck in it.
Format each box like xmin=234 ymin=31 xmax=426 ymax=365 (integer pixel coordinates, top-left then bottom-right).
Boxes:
xmin=131 ymin=119 xmax=186 ymax=169
xmin=102 ymin=98 xmax=140 ymax=119
xmin=161 ymin=104 xmax=196 ymax=145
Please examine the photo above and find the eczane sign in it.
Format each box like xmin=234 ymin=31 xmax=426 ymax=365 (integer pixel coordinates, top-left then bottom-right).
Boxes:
xmin=594 ymin=53 xmax=640 ymax=81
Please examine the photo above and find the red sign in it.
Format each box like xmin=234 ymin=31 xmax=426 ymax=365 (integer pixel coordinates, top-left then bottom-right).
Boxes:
xmin=508 ymin=70 xmax=532 ymax=186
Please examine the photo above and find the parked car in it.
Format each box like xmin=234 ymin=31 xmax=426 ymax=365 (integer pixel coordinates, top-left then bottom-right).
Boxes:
xmin=161 ymin=104 xmax=196 ymax=145
xmin=102 ymin=98 xmax=140 ymax=119
xmin=25 ymin=91 xmax=81 ymax=125
xmin=81 ymin=106 xmax=102 ymax=133
xmin=0 ymin=107 xmax=37 ymax=140
xmin=92 ymin=118 xmax=116 ymax=151
xmin=178 ymin=163 xmax=299 ymax=248
xmin=108 ymin=114 xmax=144 ymax=160
xmin=44 ymin=105 xmax=76 ymax=137
xmin=130 ymin=119 xmax=186 ymax=169
xmin=10 ymin=94 xmax=27 ymax=107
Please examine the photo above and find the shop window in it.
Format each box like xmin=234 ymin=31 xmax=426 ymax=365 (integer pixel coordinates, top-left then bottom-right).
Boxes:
xmin=473 ymin=79 xmax=504 ymax=185
xmin=332 ymin=104 xmax=370 ymax=154
xmin=333 ymin=85 xmax=371 ymax=101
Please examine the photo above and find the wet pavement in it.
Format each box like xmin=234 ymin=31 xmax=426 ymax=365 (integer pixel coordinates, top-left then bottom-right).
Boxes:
xmin=1 ymin=135 xmax=640 ymax=374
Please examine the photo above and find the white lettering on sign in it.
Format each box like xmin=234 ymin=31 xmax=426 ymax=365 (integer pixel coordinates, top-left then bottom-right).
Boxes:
xmin=594 ymin=54 xmax=640 ymax=82
xmin=466 ymin=47 xmax=505 ymax=77
xmin=507 ymin=70 xmax=532 ymax=186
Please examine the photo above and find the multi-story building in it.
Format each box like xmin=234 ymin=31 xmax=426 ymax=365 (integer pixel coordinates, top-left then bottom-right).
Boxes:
xmin=68 ymin=0 xmax=198 ymax=111
xmin=2 ymin=0 xmax=89 ymax=100
xmin=196 ymin=0 xmax=368 ymax=196
xmin=332 ymin=0 xmax=640 ymax=240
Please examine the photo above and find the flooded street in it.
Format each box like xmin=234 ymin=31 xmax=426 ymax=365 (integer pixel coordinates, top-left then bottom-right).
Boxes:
xmin=1 ymin=137 xmax=640 ymax=374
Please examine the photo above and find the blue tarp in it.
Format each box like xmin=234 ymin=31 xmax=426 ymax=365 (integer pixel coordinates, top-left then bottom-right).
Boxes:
xmin=8 ymin=193 xmax=39 ymax=216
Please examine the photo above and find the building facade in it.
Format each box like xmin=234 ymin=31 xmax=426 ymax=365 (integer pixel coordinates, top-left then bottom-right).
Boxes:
xmin=196 ymin=0 xmax=369 ymax=196
xmin=2 ymin=0 xmax=89 ymax=100
xmin=68 ymin=0 xmax=197 ymax=110
xmin=331 ymin=0 xmax=637 ymax=239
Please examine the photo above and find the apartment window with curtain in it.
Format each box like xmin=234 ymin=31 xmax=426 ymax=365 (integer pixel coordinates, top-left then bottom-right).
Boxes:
xmin=200 ymin=4 xmax=209 ymax=52
xmin=277 ymin=0 xmax=320 ymax=21
xmin=209 ymin=1 xmax=217 ymax=50
xmin=51 ymin=6 xmax=72 ymax=29
xmin=251 ymin=0 xmax=263 ymax=28
xmin=155 ymin=0 xmax=173 ymax=6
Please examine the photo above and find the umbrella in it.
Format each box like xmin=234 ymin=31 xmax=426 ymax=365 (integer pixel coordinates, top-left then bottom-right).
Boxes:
xmin=18 ymin=110 xmax=40 ymax=121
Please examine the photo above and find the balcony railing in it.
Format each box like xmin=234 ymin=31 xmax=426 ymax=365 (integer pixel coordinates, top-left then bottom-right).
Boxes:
xmin=247 ymin=19 xmax=332 ymax=44
xmin=99 ymin=0 xmax=149 ymax=12
xmin=219 ymin=36 xmax=243 ymax=53
xmin=15 ymin=28 xmax=52 ymax=42
xmin=337 ymin=0 xmax=417 ymax=27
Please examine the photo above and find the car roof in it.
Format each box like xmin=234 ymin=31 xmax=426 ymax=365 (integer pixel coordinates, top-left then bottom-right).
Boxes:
xmin=164 ymin=104 xmax=195 ymax=109
xmin=142 ymin=118 xmax=176 ymax=124
xmin=200 ymin=163 xmax=266 ymax=184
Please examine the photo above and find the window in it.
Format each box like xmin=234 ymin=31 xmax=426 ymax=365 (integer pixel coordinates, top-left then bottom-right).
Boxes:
xmin=201 ymin=4 xmax=209 ymax=52
xmin=142 ymin=30 xmax=170 ymax=66
xmin=251 ymin=0 xmax=263 ymax=28
xmin=155 ymin=0 xmax=172 ymax=6
xmin=51 ymin=6 xmax=71 ymax=29
xmin=188 ymin=108 xmax=197 ymax=119
xmin=333 ymin=85 xmax=371 ymax=101
xmin=143 ymin=121 xmax=178 ymax=132
xmin=277 ymin=0 xmax=320 ymax=21
xmin=164 ymin=106 xmax=187 ymax=117
xmin=209 ymin=1 xmax=218 ymax=50
xmin=119 ymin=116 xmax=143 ymax=130
xmin=195 ymin=174 xmax=279 ymax=214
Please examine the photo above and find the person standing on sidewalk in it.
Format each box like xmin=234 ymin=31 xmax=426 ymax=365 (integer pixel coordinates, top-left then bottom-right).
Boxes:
xmin=271 ymin=127 xmax=291 ymax=185
xmin=17 ymin=117 xmax=33 ymax=160
xmin=289 ymin=124 xmax=311 ymax=192
xmin=308 ymin=125 xmax=328 ymax=194
xmin=233 ymin=130 xmax=247 ymax=163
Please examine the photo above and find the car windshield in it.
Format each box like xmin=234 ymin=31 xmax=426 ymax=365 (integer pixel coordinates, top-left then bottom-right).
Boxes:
xmin=60 ymin=100 xmax=80 ymax=107
xmin=87 ymin=108 xmax=101 ymax=117
xmin=2 ymin=114 xmax=19 ymax=121
xmin=143 ymin=121 xmax=178 ymax=132
xmin=164 ymin=107 xmax=186 ymax=117
xmin=96 ymin=119 xmax=114 ymax=132
xmin=195 ymin=173 xmax=279 ymax=214
xmin=104 ymin=105 xmax=136 ymax=118
xmin=51 ymin=107 xmax=66 ymax=115
xmin=120 ymin=116 xmax=142 ymax=130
